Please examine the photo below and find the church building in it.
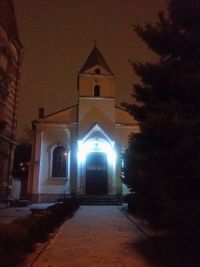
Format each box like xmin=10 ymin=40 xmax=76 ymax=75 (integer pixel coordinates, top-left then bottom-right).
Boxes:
xmin=28 ymin=46 xmax=138 ymax=202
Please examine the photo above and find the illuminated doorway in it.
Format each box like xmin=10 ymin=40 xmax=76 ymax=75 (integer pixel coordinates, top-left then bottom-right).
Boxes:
xmin=86 ymin=152 xmax=107 ymax=195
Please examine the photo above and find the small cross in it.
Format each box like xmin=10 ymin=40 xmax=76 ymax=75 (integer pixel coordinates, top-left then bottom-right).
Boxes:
xmin=92 ymin=39 xmax=99 ymax=46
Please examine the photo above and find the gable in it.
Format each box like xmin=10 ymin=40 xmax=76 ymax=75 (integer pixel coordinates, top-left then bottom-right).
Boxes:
xmin=78 ymin=104 xmax=115 ymax=138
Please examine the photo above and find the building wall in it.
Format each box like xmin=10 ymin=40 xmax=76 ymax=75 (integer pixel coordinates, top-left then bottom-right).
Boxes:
xmin=0 ymin=0 xmax=22 ymax=199
xmin=78 ymin=97 xmax=115 ymax=138
xmin=29 ymin=120 xmax=136 ymax=201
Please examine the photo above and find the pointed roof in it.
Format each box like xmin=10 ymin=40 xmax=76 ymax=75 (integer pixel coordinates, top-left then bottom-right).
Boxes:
xmin=79 ymin=46 xmax=112 ymax=74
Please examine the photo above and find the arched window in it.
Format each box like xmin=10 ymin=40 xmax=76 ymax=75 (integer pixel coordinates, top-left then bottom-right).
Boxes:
xmin=94 ymin=85 xmax=100 ymax=97
xmin=52 ymin=146 xmax=68 ymax=177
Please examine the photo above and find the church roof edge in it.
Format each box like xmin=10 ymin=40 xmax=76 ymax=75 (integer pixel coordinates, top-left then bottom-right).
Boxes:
xmin=79 ymin=45 xmax=113 ymax=74
xmin=32 ymin=104 xmax=78 ymax=123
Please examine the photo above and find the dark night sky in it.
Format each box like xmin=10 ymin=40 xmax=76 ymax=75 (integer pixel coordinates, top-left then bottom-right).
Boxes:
xmin=13 ymin=0 xmax=166 ymax=139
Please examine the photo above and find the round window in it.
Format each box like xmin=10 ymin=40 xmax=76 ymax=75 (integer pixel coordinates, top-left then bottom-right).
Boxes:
xmin=95 ymin=68 xmax=101 ymax=74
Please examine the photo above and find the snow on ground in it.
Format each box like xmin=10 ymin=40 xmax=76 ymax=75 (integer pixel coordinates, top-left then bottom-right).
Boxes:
xmin=32 ymin=205 xmax=149 ymax=267
xmin=0 ymin=203 xmax=55 ymax=224
xmin=0 ymin=207 xmax=31 ymax=224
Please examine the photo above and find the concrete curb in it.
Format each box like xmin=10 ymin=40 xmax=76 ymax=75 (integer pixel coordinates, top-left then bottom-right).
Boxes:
xmin=20 ymin=213 xmax=74 ymax=267
xmin=118 ymin=206 xmax=152 ymax=238
xmin=20 ymin=223 xmax=62 ymax=267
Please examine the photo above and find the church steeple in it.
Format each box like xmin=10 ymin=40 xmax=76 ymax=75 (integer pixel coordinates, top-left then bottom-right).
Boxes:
xmin=79 ymin=45 xmax=113 ymax=74
xmin=78 ymin=46 xmax=116 ymax=137
xmin=78 ymin=46 xmax=115 ymax=99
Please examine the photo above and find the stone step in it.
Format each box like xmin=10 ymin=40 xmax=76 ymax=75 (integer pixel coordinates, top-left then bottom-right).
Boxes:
xmin=9 ymin=199 xmax=30 ymax=207
xmin=80 ymin=195 xmax=122 ymax=205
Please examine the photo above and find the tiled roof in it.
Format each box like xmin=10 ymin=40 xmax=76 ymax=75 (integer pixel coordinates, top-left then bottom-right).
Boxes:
xmin=79 ymin=46 xmax=112 ymax=74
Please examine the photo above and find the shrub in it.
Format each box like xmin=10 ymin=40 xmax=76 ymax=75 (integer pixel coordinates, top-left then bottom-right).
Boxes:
xmin=0 ymin=197 xmax=80 ymax=266
xmin=0 ymin=222 xmax=28 ymax=252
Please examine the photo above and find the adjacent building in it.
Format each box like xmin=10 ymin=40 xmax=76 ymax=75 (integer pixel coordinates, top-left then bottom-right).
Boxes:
xmin=0 ymin=0 xmax=23 ymax=199
xmin=28 ymin=46 xmax=138 ymax=202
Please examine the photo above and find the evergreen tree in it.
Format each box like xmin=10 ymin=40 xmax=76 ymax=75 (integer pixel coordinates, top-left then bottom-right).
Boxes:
xmin=123 ymin=0 xmax=200 ymax=232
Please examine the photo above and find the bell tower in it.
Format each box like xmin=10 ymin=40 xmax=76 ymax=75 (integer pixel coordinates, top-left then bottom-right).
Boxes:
xmin=78 ymin=45 xmax=115 ymax=98
xmin=78 ymin=46 xmax=116 ymax=137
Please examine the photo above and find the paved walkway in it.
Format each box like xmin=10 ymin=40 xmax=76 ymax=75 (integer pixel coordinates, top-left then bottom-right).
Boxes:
xmin=31 ymin=206 xmax=149 ymax=267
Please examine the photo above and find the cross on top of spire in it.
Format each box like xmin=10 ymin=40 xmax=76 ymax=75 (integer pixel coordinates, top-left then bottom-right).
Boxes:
xmin=92 ymin=39 xmax=99 ymax=47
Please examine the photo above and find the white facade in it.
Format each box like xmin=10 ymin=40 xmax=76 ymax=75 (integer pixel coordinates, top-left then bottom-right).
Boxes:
xmin=28 ymin=46 xmax=138 ymax=202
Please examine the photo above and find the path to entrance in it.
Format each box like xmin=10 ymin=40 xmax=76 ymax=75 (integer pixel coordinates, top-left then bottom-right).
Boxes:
xmin=31 ymin=206 xmax=149 ymax=267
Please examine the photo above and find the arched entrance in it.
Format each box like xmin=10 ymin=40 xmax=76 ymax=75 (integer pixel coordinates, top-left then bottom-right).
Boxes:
xmin=86 ymin=152 xmax=107 ymax=195
xmin=77 ymin=124 xmax=116 ymax=195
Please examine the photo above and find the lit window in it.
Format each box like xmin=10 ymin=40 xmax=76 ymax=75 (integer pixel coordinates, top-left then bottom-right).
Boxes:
xmin=52 ymin=146 xmax=68 ymax=177
xmin=94 ymin=85 xmax=100 ymax=97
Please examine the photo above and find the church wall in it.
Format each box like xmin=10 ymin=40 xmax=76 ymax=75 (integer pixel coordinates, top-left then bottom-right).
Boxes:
xmin=114 ymin=143 xmax=123 ymax=195
xmin=79 ymin=74 xmax=115 ymax=98
xmin=30 ymin=127 xmax=42 ymax=196
xmin=78 ymin=97 xmax=115 ymax=138
xmin=43 ymin=105 xmax=78 ymax=124
xmin=30 ymin=123 xmax=78 ymax=202
xmin=115 ymin=125 xmax=139 ymax=149
xmin=115 ymin=107 xmax=136 ymax=125
xmin=115 ymin=125 xmax=139 ymax=195
xmin=40 ymin=127 xmax=70 ymax=194
xmin=68 ymin=125 xmax=78 ymax=194
xmin=107 ymin=155 xmax=117 ymax=194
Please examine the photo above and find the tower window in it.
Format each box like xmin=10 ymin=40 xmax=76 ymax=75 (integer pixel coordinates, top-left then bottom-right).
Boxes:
xmin=52 ymin=146 xmax=68 ymax=177
xmin=94 ymin=85 xmax=100 ymax=97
